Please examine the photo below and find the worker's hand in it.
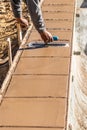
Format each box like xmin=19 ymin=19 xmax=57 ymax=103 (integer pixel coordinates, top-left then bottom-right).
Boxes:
xmin=40 ymin=30 xmax=53 ymax=43
xmin=16 ymin=17 xmax=29 ymax=28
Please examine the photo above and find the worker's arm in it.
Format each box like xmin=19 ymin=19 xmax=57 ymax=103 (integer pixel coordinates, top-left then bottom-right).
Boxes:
xmin=27 ymin=0 xmax=45 ymax=33
xmin=10 ymin=0 xmax=22 ymax=18
xmin=10 ymin=0 xmax=53 ymax=42
xmin=10 ymin=0 xmax=45 ymax=32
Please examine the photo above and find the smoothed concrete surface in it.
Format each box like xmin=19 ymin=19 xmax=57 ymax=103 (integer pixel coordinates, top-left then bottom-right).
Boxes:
xmin=0 ymin=0 xmax=75 ymax=130
xmin=0 ymin=98 xmax=66 ymax=127
xmin=5 ymin=75 xmax=68 ymax=97
xmin=14 ymin=57 xmax=70 ymax=75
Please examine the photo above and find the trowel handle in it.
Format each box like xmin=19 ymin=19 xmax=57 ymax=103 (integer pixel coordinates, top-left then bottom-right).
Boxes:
xmin=53 ymin=36 xmax=59 ymax=41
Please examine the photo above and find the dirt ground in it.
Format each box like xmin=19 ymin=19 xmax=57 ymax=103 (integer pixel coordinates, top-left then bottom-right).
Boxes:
xmin=0 ymin=0 xmax=30 ymax=87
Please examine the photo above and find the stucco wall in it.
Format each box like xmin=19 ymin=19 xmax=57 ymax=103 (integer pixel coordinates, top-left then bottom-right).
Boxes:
xmin=67 ymin=0 xmax=87 ymax=130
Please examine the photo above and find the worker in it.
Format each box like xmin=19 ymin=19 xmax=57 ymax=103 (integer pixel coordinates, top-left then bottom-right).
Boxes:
xmin=10 ymin=0 xmax=53 ymax=43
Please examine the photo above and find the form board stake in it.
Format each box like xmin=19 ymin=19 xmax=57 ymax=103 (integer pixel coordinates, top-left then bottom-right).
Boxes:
xmin=7 ymin=37 xmax=12 ymax=67
xmin=17 ymin=23 xmax=22 ymax=46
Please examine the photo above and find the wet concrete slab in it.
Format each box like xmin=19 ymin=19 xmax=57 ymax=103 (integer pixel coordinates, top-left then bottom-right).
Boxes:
xmin=45 ymin=20 xmax=72 ymax=30
xmin=0 ymin=98 xmax=66 ymax=127
xmin=42 ymin=5 xmax=74 ymax=12
xmin=14 ymin=57 xmax=70 ymax=75
xmin=22 ymin=45 xmax=70 ymax=57
xmin=43 ymin=0 xmax=74 ymax=5
xmin=28 ymin=30 xmax=72 ymax=42
xmin=5 ymin=75 xmax=68 ymax=98
xmin=43 ymin=12 xmax=74 ymax=20
xmin=22 ymin=29 xmax=71 ymax=57
xmin=0 ymin=0 xmax=75 ymax=129
xmin=0 ymin=128 xmax=63 ymax=130
xmin=32 ymin=21 xmax=72 ymax=30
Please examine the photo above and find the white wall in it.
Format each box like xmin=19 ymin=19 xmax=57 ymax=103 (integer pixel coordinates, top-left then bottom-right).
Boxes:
xmin=67 ymin=0 xmax=87 ymax=130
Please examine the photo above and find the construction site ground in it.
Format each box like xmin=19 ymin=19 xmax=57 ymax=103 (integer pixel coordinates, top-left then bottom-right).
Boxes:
xmin=0 ymin=0 xmax=75 ymax=129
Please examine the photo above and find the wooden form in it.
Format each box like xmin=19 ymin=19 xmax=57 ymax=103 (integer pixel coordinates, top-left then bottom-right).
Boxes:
xmin=17 ymin=23 xmax=22 ymax=46
xmin=7 ymin=37 xmax=12 ymax=67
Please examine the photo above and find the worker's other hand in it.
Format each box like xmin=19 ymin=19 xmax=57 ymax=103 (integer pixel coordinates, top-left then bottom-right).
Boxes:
xmin=16 ymin=17 xmax=29 ymax=28
xmin=40 ymin=30 xmax=53 ymax=43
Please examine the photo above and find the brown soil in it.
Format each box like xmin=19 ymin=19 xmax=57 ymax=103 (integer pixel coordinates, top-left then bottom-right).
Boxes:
xmin=0 ymin=0 xmax=30 ymax=87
